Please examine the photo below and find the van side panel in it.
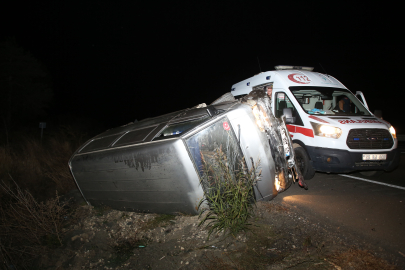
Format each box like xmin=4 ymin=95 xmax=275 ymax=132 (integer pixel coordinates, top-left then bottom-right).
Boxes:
xmin=70 ymin=139 xmax=202 ymax=214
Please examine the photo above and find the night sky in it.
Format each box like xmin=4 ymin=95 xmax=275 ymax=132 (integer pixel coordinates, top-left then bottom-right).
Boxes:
xmin=1 ymin=1 xmax=404 ymax=133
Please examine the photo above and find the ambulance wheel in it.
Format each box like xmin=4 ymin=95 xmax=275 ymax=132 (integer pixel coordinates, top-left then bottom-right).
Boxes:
xmin=294 ymin=146 xmax=315 ymax=180
xmin=359 ymin=171 xmax=384 ymax=177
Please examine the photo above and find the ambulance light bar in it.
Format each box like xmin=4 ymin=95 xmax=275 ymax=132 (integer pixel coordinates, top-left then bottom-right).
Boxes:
xmin=275 ymin=65 xmax=314 ymax=71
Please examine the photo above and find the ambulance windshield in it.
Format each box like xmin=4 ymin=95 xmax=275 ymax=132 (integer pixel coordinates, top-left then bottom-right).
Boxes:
xmin=290 ymin=86 xmax=371 ymax=116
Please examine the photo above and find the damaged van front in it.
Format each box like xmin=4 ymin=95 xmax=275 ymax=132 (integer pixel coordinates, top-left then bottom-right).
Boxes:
xmin=69 ymin=93 xmax=302 ymax=214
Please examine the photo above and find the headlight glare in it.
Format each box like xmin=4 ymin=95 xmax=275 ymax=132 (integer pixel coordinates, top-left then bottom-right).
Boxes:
xmin=389 ymin=126 xmax=396 ymax=139
xmin=319 ymin=125 xmax=336 ymax=134
xmin=310 ymin=122 xmax=342 ymax=139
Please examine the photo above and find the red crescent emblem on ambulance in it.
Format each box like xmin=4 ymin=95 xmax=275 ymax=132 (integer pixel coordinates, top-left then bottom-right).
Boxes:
xmin=288 ymin=73 xmax=311 ymax=84
xmin=223 ymin=121 xmax=230 ymax=131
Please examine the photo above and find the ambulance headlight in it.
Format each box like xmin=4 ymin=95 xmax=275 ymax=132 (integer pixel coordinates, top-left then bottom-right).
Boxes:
xmin=310 ymin=122 xmax=342 ymax=139
xmin=389 ymin=125 xmax=396 ymax=139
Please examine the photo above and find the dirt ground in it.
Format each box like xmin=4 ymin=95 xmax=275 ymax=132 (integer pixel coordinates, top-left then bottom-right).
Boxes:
xmin=38 ymin=189 xmax=401 ymax=270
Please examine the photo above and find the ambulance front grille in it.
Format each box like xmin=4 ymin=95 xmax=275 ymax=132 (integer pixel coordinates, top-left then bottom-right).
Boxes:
xmin=346 ymin=129 xmax=393 ymax=149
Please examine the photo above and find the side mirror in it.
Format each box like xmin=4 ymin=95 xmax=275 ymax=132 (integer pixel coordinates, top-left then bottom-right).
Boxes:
xmin=283 ymin=108 xmax=295 ymax=124
xmin=374 ymin=109 xmax=383 ymax=119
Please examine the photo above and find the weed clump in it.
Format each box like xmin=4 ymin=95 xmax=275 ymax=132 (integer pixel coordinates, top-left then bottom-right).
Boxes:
xmin=198 ymin=148 xmax=260 ymax=239
xmin=0 ymin=180 xmax=69 ymax=269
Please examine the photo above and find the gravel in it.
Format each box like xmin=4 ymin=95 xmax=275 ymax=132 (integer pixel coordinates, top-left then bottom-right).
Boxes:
xmin=39 ymin=191 xmax=400 ymax=270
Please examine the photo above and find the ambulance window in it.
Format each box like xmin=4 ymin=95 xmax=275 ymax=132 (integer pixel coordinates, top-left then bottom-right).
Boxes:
xmin=290 ymin=86 xmax=371 ymax=116
xmin=275 ymin=92 xmax=303 ymax=126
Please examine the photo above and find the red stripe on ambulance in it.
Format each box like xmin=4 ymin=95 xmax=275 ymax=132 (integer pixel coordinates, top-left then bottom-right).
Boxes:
xmin=286 ymin=125 xmax=314 ymax=138
xmin=308 ymin=115 xmax=329 ymax=123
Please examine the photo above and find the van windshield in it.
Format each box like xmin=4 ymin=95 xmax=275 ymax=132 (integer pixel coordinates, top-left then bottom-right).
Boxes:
xmin=289 ymin=86 xmax=371 ymax=116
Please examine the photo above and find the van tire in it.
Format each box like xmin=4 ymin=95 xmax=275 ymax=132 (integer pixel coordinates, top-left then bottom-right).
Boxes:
xmin=294 ymin=146 xmax=316 ymax=180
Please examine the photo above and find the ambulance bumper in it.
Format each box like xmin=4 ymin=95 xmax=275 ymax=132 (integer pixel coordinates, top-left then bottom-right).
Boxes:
xmin=306 ymin=146 xmax=400 ymax=173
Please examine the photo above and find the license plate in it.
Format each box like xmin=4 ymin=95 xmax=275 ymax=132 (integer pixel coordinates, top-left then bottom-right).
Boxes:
xmin=362 ymin=154 xmax=387 ymax=160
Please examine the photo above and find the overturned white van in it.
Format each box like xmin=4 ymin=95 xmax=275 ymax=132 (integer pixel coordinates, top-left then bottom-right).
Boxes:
xmin=69 ymin=93 xmax=304 ymax=214
xmin=231 ymin=66 xmax=400 ymax=179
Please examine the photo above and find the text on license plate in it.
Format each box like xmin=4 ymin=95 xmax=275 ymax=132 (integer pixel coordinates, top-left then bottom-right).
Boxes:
xmin=362 ymin=154 xmax=387 ymax=160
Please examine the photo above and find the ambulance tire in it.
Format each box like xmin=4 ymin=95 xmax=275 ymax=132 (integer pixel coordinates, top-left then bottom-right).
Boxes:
xmin=359 ymin=171 xmax=384 ymax=177
xmin=294 ymin=146 xmax=315 ymax=180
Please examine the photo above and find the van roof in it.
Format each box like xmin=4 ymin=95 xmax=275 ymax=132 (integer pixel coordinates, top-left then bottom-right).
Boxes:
xmin=231 ymin=68 xmax=346 ymax=96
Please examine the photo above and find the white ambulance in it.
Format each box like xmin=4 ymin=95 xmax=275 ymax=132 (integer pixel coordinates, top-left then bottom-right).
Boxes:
xmin=230 ymin=65 xmax=400 ymax=179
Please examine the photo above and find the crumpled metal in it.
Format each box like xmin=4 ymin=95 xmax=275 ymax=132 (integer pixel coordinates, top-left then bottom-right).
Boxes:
xmin=242 ymin=90 xmax=308 ymax=190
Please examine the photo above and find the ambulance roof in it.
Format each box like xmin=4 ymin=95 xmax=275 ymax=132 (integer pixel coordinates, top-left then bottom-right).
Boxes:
xmin=231 ymin=67 xmax=347 ymax=97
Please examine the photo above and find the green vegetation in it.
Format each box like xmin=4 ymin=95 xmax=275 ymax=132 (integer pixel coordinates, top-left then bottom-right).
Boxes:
xmin=198 ymin=148 xmax=260 ymax=239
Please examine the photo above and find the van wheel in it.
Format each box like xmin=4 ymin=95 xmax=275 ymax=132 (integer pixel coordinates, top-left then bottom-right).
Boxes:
xmin=359 ymin=171 xmax=384 ymax=177
xmin=294 ymin=146 xmax=315 ymax=180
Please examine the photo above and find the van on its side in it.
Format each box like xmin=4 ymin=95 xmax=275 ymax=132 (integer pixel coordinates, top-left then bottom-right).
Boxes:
xmin=230 ymin=66 xmax=400 ymax=179
xmin=69 ymin=93 xmax=298 ymax=214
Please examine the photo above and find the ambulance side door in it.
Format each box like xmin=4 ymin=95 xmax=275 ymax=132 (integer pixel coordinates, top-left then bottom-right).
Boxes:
xmin=274 ymin=92 xmax=304 ymax=126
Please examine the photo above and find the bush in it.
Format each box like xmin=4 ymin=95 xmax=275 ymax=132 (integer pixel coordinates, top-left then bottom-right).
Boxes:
xmin=0 ymin=180 xmax=69 ymax=269
xmin=0 ymin=125 xmax=87 ymax=269
xmin=198 ymin=148 xmax=260 ymax=239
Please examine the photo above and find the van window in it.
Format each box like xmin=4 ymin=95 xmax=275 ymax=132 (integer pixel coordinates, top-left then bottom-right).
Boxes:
xmin=79 ymin=134 xmax=122 ymax=153
xmin=114 ymin=126 xmax=157 ymax=147
xmin=153 ymin=116 xmax=209 ymax=141
xmin=185 ymin=117 xmax=246 ymax=193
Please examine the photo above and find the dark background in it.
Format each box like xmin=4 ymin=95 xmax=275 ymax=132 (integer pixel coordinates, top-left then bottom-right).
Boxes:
xmin=1 ymin=1 xmax=403 ymax=134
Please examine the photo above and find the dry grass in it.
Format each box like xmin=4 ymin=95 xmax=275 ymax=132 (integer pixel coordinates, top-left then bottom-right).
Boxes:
xmin=198 ymin=244 xmax=399 ymax=270
xmin=0 ymin=126 xmax=88 ymax=269
xmin=0 ymin=126 xmax=86 ymax=198
xmin=233 ymin=224 xmax=286 ymax=270
xmin=197 ymin=223 xmax=285 ymax=270
xmin=0 ymin=181 xmax=69 ymax=269
xmin=327 ymin=247 xmax=398 ymax=270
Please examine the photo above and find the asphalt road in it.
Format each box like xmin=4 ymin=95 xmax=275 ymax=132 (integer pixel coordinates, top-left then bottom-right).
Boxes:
xmin=275 ymin=151 xmax=405 ymax=265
